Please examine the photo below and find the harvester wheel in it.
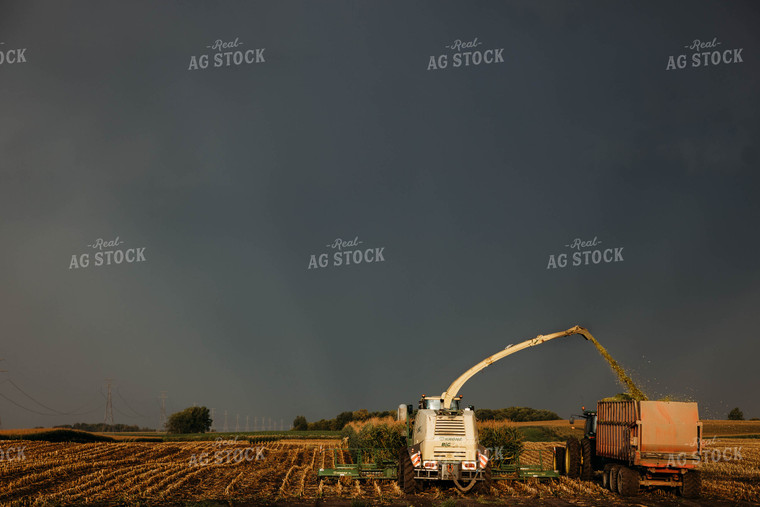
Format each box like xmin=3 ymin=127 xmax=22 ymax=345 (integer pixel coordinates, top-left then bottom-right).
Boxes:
xmin=565 ymin=438 xmax=581 ymax=478
xmin=678 ymin=470 xmax=701 ymax=499
xmin=617 ymin=466 xmax=640 ymax=497
xmin=554 ymin=446 xmax=566 ymax=475
xmin=398 ymin=448 xmax=416 ymax=494
xmin=479 ymin=463 xmax=493 ymax=492
xmin=608 ymin=465 xmax=620 ymax=493
xmin=580 ymin=438 xmax=594 ymax=480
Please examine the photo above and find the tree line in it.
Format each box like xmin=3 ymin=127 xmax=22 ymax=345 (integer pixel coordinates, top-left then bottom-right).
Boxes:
xmin=292 ymin=409 xmax=394 ymax=431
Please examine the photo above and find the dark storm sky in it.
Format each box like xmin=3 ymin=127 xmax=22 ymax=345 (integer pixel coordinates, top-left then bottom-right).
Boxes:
xmin=1 ymin=0 xmax=759 ymax=429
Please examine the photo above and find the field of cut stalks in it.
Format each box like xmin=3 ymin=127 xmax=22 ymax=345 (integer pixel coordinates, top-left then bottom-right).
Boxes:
xmin=701 ymin=437 xmax=760 ymax=502
xmin=0 ymin=437 xmax=757 ymax=505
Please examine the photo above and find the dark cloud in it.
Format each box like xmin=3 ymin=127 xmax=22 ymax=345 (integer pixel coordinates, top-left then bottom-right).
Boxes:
xmin=1 ymin=0 xmax=759 ymax=428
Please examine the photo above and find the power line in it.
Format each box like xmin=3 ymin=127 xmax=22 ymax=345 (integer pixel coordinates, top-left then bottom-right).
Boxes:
xmin=0 ymin=374 xmax=144 ymax=422
xmin=0 ymin=379 xmax=102 ymax=417
xmin=103 ymin=379 xmax=114 ymax=426
xmin=4 ymin=378 xmax=68 ymax=415
xmin=113 ymin=405 xmax=137 ymax=419
xmin=116 ymin=386 xmax=147 ymax=418
xmin=0 ymin=391 xmax=59 ymax=416
xmin=159 ymin=392 xmax=167 ymax=430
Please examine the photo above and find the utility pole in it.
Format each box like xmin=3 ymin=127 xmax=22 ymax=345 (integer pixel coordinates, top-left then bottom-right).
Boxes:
xmin=159 ymin=391 xmax=168 ymax=430
xmin=210 ymin=408 xmax=216 ymax=432
xmin=223 ymin=410 xmax=229 ymax=432
xmin=235 ymin=414 xmax=240 ymax=433
xmin=103 ymin=378 xmax=115 ymax=428
xmin=246 ymin=415 xmax=249 ymax=432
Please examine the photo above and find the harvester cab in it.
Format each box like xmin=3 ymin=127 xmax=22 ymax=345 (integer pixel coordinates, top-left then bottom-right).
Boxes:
xmin=419 ymin=394 xmax=463 ymax=411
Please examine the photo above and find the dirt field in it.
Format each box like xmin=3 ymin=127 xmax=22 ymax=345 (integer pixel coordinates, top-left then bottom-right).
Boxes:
xmin=0 ymin=437 xmax=758 ymax=506
xmin=701 ymin=420 xmax=760 ymax=437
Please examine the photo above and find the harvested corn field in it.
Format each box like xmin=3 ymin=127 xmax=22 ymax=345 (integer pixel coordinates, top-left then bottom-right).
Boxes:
xmin=0 ymin=438 xmax=758 ymax=505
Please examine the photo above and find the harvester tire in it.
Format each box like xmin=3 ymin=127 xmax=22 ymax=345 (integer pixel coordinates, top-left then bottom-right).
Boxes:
xmin=609 ymin=465 xmax=620 ymax=493
xmin=480 ymin=463 xmax=493 ymax=492
xmin=678 ymin=470 xmax=701 ymax=499
xmin=554 ymin=446 xmax=566 ymax=475
xmin=617 ymin=466 xmax=640 ymax=497
xmin=580 ymin=438 xmax=594 ymax=480
xmin=565 ymin=438 xmax=581 ymax=478
xmin=398 ymin=448 xmax=416 ymax=494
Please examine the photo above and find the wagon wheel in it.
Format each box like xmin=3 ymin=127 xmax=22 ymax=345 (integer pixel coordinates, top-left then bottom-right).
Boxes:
xmin=602 ymin=464 xmax=614 ymax=490
xmin=609 ymin=465 xmax=620 ymax=493
xmin=678 ymin=470 xmax=701 ymax=498
xmin=617 ymin=466 xmax=640 ymax=497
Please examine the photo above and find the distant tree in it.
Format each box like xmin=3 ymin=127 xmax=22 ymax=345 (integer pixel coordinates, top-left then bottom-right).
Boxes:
xmin=335 ymin=411 xmax=354 ymax=430
xmin=307 ymin=419 xmax=332 ymax=431
xmin=728 ymin=407 xmax=745 ymax=421
xmin=166 ymin=406 xmax=212 ymax=434
xmin=292 ymin=415 xmax=308 ymax=431
xmin=475 ymin=407 xmax=560 ymax=422
xmin=353 ymin=409 xmax=370 ymax=421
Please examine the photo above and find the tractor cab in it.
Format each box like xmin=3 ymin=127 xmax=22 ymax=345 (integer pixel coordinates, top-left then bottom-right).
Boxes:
xmin=570 ymin=408 xmax=597 ymax=439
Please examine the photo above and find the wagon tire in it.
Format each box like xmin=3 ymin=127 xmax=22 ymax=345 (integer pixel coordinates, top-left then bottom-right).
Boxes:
xmin=617 ymin=466 xmax=640 ymax=497
xmin=678 ymin=470 xmax=701 ymax=499
xmin=609 ymin=465 xmax=620 ymax=493
xmin=602 ymin=464 xmax=614 ymax=490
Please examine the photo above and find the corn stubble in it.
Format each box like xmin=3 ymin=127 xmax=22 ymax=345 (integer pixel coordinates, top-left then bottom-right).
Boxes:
xmin=0 ymin=437 xmax=757 ymax=503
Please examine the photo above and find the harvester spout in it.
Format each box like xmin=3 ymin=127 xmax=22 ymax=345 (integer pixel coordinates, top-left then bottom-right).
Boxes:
xmin=440 ymin=325 xmax=592 ymax=409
